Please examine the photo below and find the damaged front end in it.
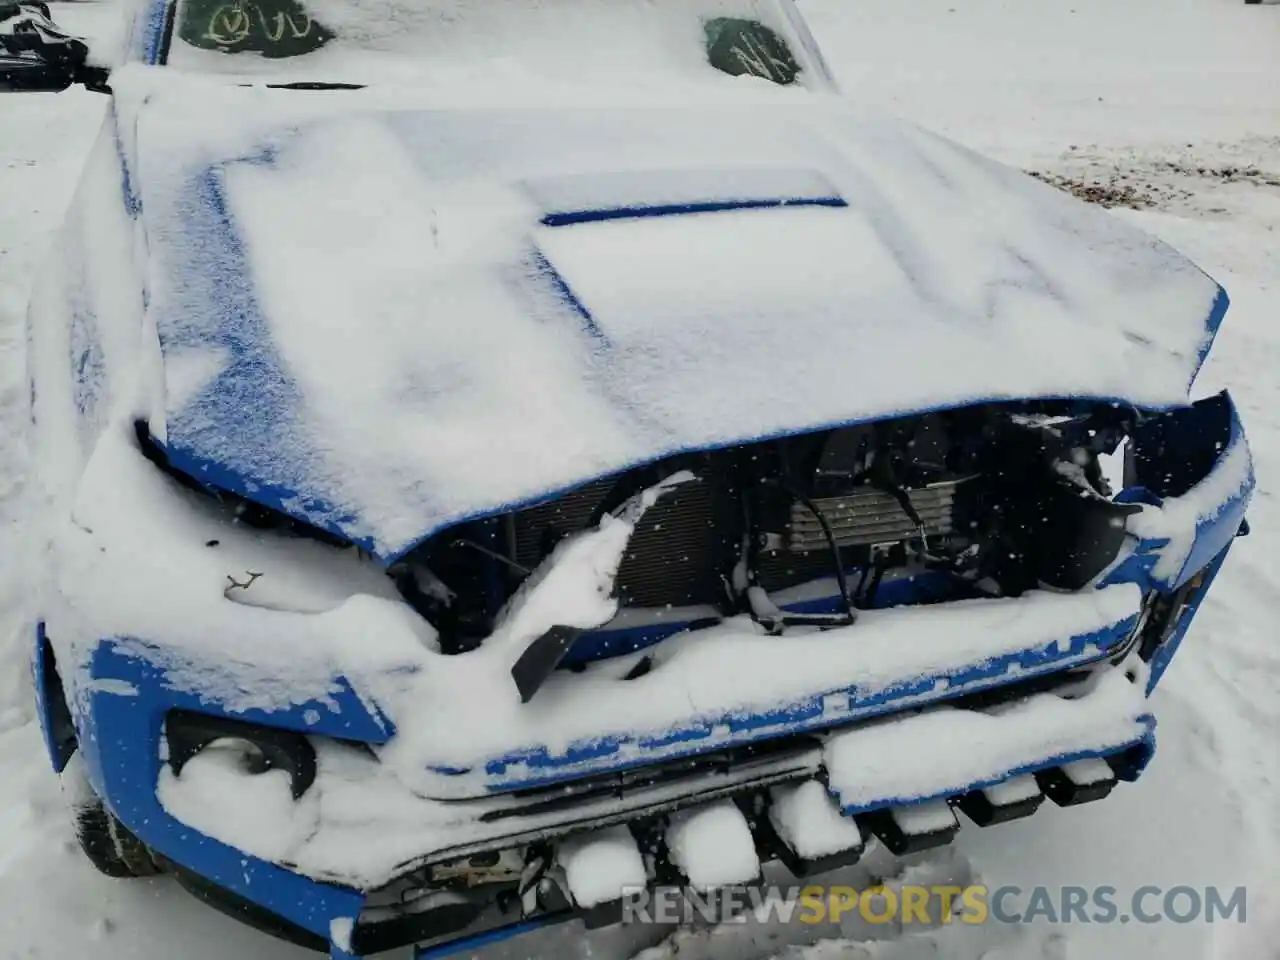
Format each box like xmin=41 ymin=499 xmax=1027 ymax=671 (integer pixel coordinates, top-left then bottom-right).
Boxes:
xmin=48 ymin=391 xmax=1252 ymax=960
xmin=398 ymin=396 xmax=1155 ymax=695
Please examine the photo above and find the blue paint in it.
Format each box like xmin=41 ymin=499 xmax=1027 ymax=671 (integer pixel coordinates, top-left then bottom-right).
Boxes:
xmin=476 ymin=612 xmax=1138 ymax=792
xmin=561 ymin=580 xmax=963 ymax=666
xmin=1102 ymin=389 xmax=1253 ymax=593
xmin=1169 ymin=491 xmax=1250 ymax=591
xmin=1191 ymin=285 xmax=1230 ymax=388
xmin=99 ymin=640 xmax=393 ymax=743
xmin=426 ymin=764 xmax=472 ymax=777
xmin=725 ymin=698 xmax=825 ymax=733
xmin=30 ymin=622 xmax=75 ymax=773
xmin=413 ymin=918 xmax=557 ymax=960
xmin=159 ymin=379 xmax=1222 ymax=565
xmin=73 ymin=643 xmax=368 ymax=941
xmin=139 ymin=0 xmax=170 ymax=65
xmin=1146 ymin=545 xmax=1232 ymax=692
xmin=108 ymin=104 xmax=142 ymax=219
xmin=778 ymin=569 xmax=965 ymax=617
xmin=61 ymin=514 xmax=1233 ymax=955
xmin=68 ymin=296 xmax=105 ymax=422
xmin=155 ymin=156 xmax=373 ymax=551
xmin=529 ymin=247 xmax=605 ymax=340
xmin=638 ymin=723 xmax=715 ymax=750
xmin=63 ymin=18 xmax=1253 ymax=957
xmin=540 ymin=195 xmax=848 ymax=228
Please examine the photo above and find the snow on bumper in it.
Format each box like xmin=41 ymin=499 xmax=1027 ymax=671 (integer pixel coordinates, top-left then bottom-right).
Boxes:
xmin=97 ymin=578 xmax=1146 ymax=890
xmin=71 ymin=579 xmax=1149 ymax=892
xmin=823 ymin=663 xmax=1151 ymax=813
xmin=396 ymin=583 xmax=1144 ymax=797
xmin=151 ymin=655 xmax=1153 ymax=892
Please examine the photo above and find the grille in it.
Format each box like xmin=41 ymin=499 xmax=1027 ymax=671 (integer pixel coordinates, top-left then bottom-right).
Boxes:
xmin=615 ymin=478 xmax=724 ymax=607
xmin=754 ymin=549 xmax=838 ymax=593
xmin=788 ymin=479 xmax=965 ymax=551
xmin=511 ymin=475 xmax=724 ymax=609
xmin=512 ymin=479 xmax=612 ymax=571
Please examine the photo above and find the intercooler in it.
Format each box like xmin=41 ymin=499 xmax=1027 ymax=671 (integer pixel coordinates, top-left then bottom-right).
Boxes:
xmin=786 ymin=479 xmax=964 ymax=551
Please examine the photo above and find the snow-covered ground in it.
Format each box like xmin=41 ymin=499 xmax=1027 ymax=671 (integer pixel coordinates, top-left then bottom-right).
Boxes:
xmin=0 ymin=0 xmax=1276 ymax=958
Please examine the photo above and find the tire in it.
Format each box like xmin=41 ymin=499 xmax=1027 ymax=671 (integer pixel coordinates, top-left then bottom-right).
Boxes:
xmin=62 ymin=753 xmax=162 ymax=879
xmin=73 ymin=798 xmax=163 ymax=878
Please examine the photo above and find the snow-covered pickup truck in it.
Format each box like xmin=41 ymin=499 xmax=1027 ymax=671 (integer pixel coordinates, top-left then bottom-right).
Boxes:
xmin=5 ymin=0 xmax=1256 ymax=957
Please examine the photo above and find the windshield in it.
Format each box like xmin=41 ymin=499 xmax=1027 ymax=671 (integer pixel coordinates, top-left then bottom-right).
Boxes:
xmin=166 ymin=0 xmax=807 ymax=88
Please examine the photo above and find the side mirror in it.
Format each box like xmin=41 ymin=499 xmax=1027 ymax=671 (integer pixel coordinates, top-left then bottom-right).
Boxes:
xmin=0 ymin=48 xmax=73 ymax=92
xmin=0 ymin=1 xmax=108 ymax=93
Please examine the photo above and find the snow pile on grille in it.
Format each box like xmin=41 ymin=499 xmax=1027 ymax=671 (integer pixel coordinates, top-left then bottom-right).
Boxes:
xmin=486 ymin=472 xmax=695 ymax=668
xmin=557 ymin=826 xmax=647 ymax=908
xmin=822 ymin=663 xmax=1149 ymax=811
xmin=666 ymin=801 xmax=760 ymax=891
xmin=157 ymin=742 xmax=321 ymax=863
xmin=768 ymin=781 xmax=863 ymax=859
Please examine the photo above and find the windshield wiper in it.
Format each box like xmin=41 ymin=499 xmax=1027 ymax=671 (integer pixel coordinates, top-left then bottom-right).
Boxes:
xmin=231 ymin=80 xmax=365 ymax=90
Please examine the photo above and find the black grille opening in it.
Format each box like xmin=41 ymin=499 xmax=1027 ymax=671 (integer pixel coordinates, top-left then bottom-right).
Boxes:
xmin=613 ymin=476 xmax=726 ymax=607
xmin=394 ymin=400 xmax=1136 ymax=653
xmin=510 ymin=459 xmax=737 ymax=610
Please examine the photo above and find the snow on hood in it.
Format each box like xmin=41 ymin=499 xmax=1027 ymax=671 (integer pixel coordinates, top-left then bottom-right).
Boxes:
xmin=132 ymin=91 xmax=1225 ymax=559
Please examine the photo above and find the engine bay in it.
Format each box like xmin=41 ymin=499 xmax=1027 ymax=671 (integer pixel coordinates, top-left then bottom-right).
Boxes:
xmin=394 ymin=400 xmax=1143 ymax=658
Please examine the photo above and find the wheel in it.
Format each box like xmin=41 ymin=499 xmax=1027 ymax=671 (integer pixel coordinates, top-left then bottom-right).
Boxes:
xmin=62 ymin=753 xmax=162 ymax=879
xmin=73 ymin=798 xmax=163 ymax=878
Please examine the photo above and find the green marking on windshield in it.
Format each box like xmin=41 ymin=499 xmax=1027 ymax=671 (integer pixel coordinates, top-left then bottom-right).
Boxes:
xmin=178 ymin=0 xmax=333 ymax=58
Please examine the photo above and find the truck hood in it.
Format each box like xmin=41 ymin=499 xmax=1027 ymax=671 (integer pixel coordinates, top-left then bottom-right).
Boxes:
xmin=133 ymin=96 xmax=1226 ymax=560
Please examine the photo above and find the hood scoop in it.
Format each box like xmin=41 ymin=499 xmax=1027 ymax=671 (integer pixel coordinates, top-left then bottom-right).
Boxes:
xmin=531 ymin=168 xmax=895 ymax=353
xmin=525 ymin=166 xmax=847 ymax=227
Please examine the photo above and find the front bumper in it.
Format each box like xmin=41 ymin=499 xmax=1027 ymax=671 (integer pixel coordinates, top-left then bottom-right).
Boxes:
xmin=40 ymin=392 xmax=1253 ymax=958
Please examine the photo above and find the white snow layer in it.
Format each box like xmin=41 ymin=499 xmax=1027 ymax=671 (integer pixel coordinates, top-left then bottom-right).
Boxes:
xmin=1126 ymin=435 xmax=1254 ymax=582
xmin=157 ymin=742 xmax=320 ymax=864
xmin=823 ymin=663 xmax=1148 ymax=811
xmin=1060 ymin=757 xmax=1115 ymax=787
xmin=120 ymin=74 xmax=1224 ymax=557
xmin=768 ymin=781 xmax=863 ymax=860
xmin=485 ymin=472 xmax=694 ymax=667
xmin=151 ymin=656 xmax=1148 ymax=889
xmin=556 ymin=826 xmax=647 ymax=908
xmin=889 ymin=800 xmax=957 ymax=837
xmin=981 ymin=774 xmax=1041 ymax=807
xmin=665 ymin=801 xmax=760 ymax=891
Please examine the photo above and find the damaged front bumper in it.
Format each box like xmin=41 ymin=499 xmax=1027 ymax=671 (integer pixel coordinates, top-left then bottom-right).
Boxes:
xmin=39 ymin=391 xmax=1253 ymax=959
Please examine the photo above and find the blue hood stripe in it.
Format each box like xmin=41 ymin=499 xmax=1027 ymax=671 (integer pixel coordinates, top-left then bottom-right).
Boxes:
xmin=540 ymin=194 xmax=848 ymax=228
